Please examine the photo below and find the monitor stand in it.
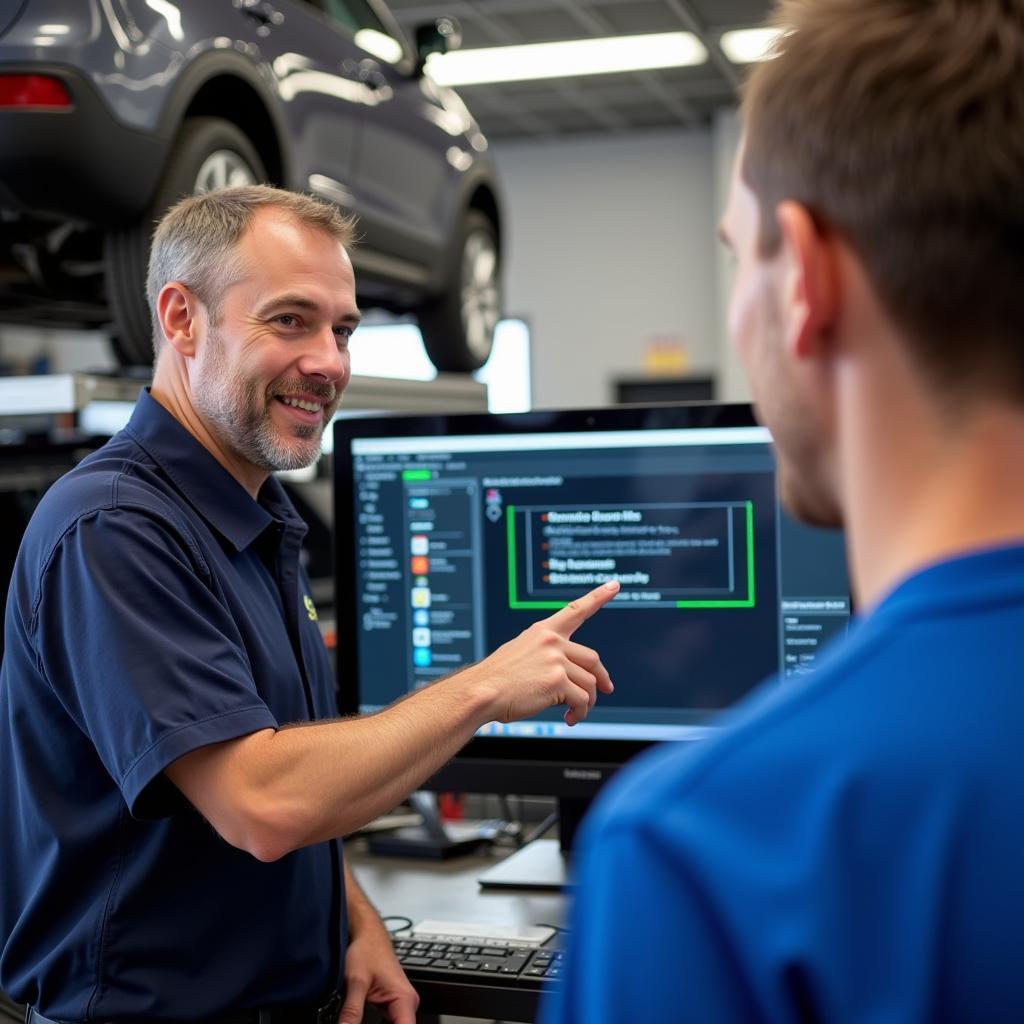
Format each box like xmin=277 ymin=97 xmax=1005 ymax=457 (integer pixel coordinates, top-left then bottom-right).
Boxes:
xmin=477 ymin=796 xmax=588 ymax=891
xmin=366 ymin=791 xmax=489 ymax=860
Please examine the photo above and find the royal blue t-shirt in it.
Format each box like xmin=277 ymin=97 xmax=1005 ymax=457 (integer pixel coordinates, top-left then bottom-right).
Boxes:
xmin=0 ymin=391 xmax=345 ymax=1021
xmin=544 ymin=544 xmax=1024 ymax=1024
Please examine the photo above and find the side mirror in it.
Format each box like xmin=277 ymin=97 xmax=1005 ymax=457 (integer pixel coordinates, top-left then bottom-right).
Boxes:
xmin=415 ymin=16 xmax=462 ymax=73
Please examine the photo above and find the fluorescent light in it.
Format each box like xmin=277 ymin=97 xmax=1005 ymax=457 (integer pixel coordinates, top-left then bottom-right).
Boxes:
xmin=719 ymin=28 xmax=782 ymax=64
xmin=354 ymin=28 xmax=404 ymax=65
xmin=426 ymin=32 xmax=707 ymax=87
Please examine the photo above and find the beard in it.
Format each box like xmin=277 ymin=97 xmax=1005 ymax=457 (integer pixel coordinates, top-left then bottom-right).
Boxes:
xmin=745 ymin=285 xmax=842 ymax=530
xmin=191 ymin=327 xmax=340 ymax=472
xmin=776 ymin=452 xmax=843 ymax=529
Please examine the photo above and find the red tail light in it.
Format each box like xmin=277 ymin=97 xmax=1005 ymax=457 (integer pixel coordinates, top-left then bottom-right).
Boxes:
xmin=0 ymin=74 xmax=72 ymax=109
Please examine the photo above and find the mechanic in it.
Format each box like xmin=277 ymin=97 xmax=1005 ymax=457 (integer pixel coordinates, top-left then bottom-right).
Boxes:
xmin=0 ymin=185 xmax=619 ymax=1024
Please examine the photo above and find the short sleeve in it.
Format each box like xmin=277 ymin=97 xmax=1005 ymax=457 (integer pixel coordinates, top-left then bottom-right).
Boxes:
xmin=31 ymin=505 xmax=278 ymax=818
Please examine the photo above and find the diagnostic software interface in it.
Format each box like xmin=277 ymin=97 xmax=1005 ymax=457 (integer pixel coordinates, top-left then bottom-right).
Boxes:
xmin=349 ymin=425 xmax=850 ymax=741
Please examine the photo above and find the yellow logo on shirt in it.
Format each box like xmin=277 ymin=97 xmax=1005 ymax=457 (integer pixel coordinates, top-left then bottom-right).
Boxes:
xmin=303 ymin=594 xmax=318 ymax=622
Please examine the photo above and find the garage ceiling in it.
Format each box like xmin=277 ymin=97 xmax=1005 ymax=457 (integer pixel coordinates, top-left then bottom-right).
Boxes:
xmin=386 ymin=0 xmax=774 ymax=139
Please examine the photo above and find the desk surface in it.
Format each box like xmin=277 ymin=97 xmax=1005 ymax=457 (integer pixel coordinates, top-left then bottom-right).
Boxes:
xmin=347 ymin=838 xmax=567 ymax=1023
xmin=348 ymin=838 xmax=566 ymax=929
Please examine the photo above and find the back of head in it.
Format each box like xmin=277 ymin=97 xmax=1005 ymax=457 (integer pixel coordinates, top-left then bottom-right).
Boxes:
xmin=146 ymin=184 xmax=357 ymax=357
xmin=742 ymin=0 xmax=1024 ymax=403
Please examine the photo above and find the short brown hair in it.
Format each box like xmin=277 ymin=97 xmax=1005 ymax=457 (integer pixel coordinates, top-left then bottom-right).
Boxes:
xmin=147 ymin=185 xmax=357 ymax=357
xmin=742 ymin=0 xmax=1024 ymax=401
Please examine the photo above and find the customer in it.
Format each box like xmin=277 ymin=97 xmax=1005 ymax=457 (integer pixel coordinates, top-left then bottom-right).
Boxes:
xmin=544 ymin=0 xmax=1024 ymax=1020
xmin=0 ymin=185 xmax=618 ymax=1024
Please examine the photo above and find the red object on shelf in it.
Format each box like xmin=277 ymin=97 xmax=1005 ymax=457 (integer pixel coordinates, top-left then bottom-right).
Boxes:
xmin=438 ymin=792 xmax=466 ymax=821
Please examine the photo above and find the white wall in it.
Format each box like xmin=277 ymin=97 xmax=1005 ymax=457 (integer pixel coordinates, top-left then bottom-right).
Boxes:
xmin=711 ymin=107 xmax=749 ymax=403
xmin=493 ymin=129 xmax=722 ymax=409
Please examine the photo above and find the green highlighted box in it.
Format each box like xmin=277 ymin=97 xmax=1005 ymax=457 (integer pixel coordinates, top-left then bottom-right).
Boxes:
xmin=402 ymin=468 xmax=433 ymax=481
xmin=506 ymin=502 xmax=756 ymax=610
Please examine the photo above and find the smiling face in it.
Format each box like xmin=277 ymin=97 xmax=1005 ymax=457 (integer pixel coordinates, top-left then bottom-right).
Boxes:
xmin=188 ymin=207 xmax=361 ymax=477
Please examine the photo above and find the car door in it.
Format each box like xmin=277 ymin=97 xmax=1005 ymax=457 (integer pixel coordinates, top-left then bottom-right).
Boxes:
xmin=240 ymin=0 xmax=365 ymax=198
xmin=310 ymin=0 xmax=461 ymax=284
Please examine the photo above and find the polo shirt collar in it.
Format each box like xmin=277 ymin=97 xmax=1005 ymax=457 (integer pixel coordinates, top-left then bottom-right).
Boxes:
xmin=123 ymin=389 xmax=307 ymax=552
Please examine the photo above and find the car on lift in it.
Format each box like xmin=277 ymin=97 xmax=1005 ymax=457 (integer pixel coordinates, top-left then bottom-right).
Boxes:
xmin=0 ymin=0 xmax=503 ymax=372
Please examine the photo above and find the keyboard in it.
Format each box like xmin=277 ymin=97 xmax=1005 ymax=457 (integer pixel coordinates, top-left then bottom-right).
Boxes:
xmin=391 ymin=922 xmax=565 ymax=994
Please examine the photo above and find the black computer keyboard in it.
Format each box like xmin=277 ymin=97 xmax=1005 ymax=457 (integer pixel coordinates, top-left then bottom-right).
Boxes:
xmin=392 ymin=934 xmax=565 ymax=992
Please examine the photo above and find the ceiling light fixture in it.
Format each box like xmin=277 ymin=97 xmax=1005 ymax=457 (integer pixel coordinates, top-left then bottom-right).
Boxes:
xmin=719 ymin=27 xmax=782 ymax=64
xmin=426 ymin=32 xmax=708 ymax=87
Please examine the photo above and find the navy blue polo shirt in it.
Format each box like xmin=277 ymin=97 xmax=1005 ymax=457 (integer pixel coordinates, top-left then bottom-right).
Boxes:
xmin=0 ymin=390 xmax=345 ymax=1021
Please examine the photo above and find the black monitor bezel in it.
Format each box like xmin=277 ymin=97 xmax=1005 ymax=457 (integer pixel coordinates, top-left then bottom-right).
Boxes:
xmin=332 ymin=401 xmax=762 ymax=782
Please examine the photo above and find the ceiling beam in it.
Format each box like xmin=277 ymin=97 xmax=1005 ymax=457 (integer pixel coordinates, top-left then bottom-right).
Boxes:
xmin=440 ymin=1 xmax=635 ymax=136
xmin=547 ymin=0 xmax=699 ymax=127
xmin=386 ymin=0 xmax=752 ymax=139
xmin=661 ymin=0 xmax=741 ymax=88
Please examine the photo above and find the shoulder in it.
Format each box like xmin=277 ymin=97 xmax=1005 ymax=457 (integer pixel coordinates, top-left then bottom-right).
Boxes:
xmin=21 ymin=437 xmax=211 ymax=586
xmin=582 ymin=584 xmax=999 ymax=872
xmin=584 ymin=615 xmax=910 ymax=856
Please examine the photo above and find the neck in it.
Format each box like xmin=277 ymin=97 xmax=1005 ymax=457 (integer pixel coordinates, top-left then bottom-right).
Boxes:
xmin=839 ymin=371 xmax=1024 ymax=611
xmin=151 ymin=359 xmax=268 ymax=501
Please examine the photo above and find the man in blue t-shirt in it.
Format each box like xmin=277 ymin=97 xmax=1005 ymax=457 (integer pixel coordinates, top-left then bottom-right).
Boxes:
xmin=0 ymin=187 xmax=620 ymax=1024
xmin=544 ymin=1 xmax=1024 ymax=1022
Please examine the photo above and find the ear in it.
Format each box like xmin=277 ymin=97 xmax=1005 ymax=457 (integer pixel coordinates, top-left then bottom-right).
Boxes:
xmin=775 ymin=201 xmax=838 ymax=361
xmin=157 ymin=282 xmax=203 ymax=358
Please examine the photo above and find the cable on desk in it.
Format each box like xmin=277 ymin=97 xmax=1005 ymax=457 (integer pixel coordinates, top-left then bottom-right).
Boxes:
xmin=380 ymin=915 xmax=413 ymax=934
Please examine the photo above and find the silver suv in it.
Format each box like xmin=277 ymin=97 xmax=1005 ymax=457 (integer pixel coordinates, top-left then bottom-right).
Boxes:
xmin=0 ymin=0 xmax=503 ymax=371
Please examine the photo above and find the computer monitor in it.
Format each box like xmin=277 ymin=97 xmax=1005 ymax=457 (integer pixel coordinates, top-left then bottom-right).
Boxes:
xmin=332 ymin=403 xmax=851 ymax=880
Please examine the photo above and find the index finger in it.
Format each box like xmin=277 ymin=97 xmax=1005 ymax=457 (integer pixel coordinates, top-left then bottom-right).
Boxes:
xmin=546 ymin=580 xmax=620 ymax=636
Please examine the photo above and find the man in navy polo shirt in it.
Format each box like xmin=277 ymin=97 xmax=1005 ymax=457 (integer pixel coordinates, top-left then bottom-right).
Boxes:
xmin=0 ymin=186 xmax=619 ymax=1024
xmin=544 ymin=0 xmax=1024 ymax=1021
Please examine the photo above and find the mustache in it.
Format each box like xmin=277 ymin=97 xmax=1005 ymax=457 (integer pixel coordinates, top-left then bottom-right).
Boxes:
xmin=271 ymin=378 xmax=338 ymax=403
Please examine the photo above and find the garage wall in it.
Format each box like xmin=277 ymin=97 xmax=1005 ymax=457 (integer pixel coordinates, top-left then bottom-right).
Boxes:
xmin=710 ymin=107 xmax=750 ymax=404
xmin=493 ymin=129 xmax=721 ymax=409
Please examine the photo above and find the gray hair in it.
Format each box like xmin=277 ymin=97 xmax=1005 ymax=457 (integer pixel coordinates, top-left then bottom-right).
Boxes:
xmin=146 ymin=185 xmax=357 ymax=358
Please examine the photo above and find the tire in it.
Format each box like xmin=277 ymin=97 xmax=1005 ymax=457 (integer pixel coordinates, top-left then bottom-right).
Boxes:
xmin=417 ymin=209 xmax=501 ymax=373
xmin=104 ymin=117 xmax=268 ymax=366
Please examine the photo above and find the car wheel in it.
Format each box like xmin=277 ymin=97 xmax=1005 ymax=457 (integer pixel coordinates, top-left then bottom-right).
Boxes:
xmin=417 ymin=209 xmax=501 ymax=373
xmin=104 ymin=117 xmax=267 ymax=366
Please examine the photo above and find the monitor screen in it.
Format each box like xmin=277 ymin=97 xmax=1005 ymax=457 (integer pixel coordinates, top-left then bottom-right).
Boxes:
xmin=332 ymin=403 xmax=851 ymax=808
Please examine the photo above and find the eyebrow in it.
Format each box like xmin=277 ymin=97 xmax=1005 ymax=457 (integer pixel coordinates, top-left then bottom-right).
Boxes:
xmin=256 ymin=294 xmax=363 ymax=325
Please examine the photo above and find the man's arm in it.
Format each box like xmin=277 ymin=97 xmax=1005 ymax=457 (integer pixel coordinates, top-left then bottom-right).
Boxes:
xmin=165 ymin=581 xmax=618 ymax=861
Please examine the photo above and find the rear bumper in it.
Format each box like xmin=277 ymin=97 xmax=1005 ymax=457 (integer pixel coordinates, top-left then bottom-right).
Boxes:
xmin=0 ymin=63 xmax=167 ymax=224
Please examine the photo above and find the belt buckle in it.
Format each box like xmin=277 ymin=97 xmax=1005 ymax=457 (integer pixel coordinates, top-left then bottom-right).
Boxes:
xmin=315 ymin=992 xmax=342 ymax=1024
